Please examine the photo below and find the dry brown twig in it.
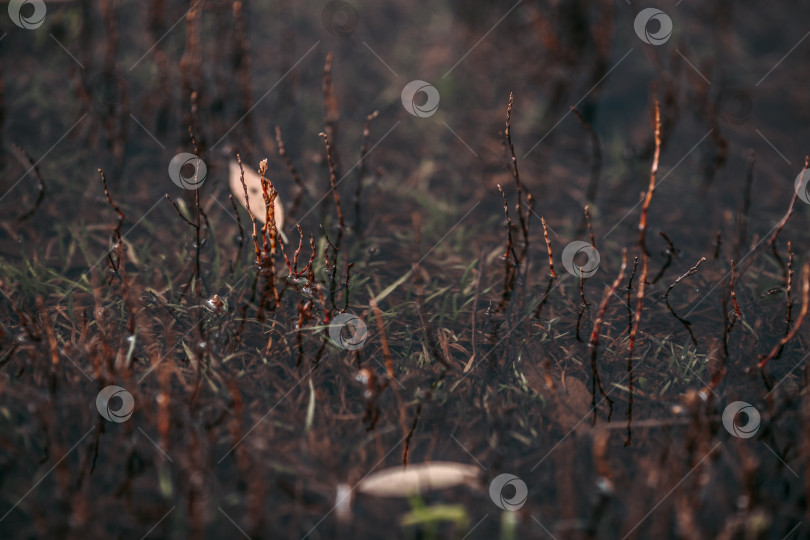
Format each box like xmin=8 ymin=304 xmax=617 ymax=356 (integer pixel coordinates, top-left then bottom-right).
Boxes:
xmin=720 ymin=260 xmax=742 ymax=362
xmin=497 ymin=184 xmax=517 ymax=306
xmin=665 ymin=257 xmax=707 ymax=300
xmin=236 ymin=154 xmax=261 ymax=264
xmin=638 ymin=100 xmax=661 ymax=252
xmin=627 ymin=255 xmax=650 ymax=385
xmin=369 ymin=297 xmax=395 ymax=382
xmin=100 ymin=168 xmax=125 ymax=284
xmin=583 ymin=206 xmax=596 ymax=248
xmin=320 ymin=132 xmax=346 ymax=250
xmin=342 ymin=262 xmax=354 ymax=312
xmin=257 ymin=159 xmax=280 ymax=307
xmin=588 ymin=249 xmax=628 ymax=422
xmin=759 ymin=263 xmax=810 ymax=368
xmin=228 ymin=194 xmax=245 ymax=274
xmin=625 ymin=256 xmax=639 ymax=335
xmin=322 ymin=52 xmax=341 ymax=174
xmin=769 ymin=156 xmax=807 ymax=279
xmin=354 ymin=110 xmax=379 ymax=233
xmin=651 ymin=231 xmax=676 ymax=284
xmin=258 ymin=159 xmax=278 ymax=257
xmin=714 ymin=230 xmax=722 ymax=259
xmin=784 ymin=241 xmax=795 ymax=339
xmin=11 ymin=144 xmax=45 ymax=222
xmin=534 ymin=216 xmax=556 ymax=319
xmin=541 ymin=217 xmax=556 ymax=279
xmin=504 ymin=93 xmax=529 ymax=255
xmin=99 ymin=168 xmax=138 ymax=337
xmin=769 ymin=155 xmax=807 ymax=249
xmin=664 ymin=257 xmax=706 ymax=347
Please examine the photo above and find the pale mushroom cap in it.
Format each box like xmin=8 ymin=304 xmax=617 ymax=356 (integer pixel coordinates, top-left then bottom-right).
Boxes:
xmin=228 ymin=160 xmax=285 ymax=231
xmin=356 ymin=462 xmax=481 ymax=498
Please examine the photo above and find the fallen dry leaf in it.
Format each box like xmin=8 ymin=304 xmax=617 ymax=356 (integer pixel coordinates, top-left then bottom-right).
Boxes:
xmin=228 ymin=159 xmax=286 ymax=234
xmin=523 ymin=361 xmax=593 ymax=435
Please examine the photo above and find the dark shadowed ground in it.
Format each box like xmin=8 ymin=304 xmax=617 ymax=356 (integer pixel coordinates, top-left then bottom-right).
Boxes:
xmin=2 ymin=0 xmax=810 ymax=538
